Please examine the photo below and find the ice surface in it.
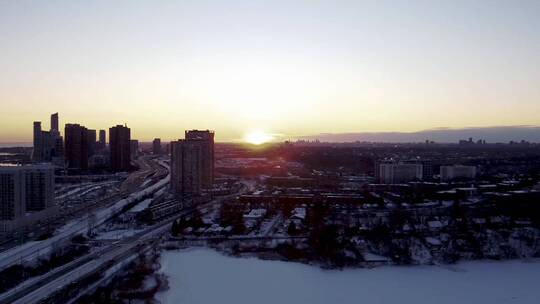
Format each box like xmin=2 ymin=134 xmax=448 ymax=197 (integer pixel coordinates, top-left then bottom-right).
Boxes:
xmin=157 ymin=248 xmax=540 ymax=304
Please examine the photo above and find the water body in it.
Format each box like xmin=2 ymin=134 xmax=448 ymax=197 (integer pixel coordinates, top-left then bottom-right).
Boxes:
xmin=157 ymin=248 xmax=539 ymax=304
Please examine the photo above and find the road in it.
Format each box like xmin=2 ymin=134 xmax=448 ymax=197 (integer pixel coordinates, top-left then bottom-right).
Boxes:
xmin=1 ymin=160 xmax=251 ymax=304
xmin=6 ymin=208 xmax=178 ymax=304
xmin=13 ymin=177 xmax=247 ymax=304
xmin=0 ymin=157 xmax=169 ymax=270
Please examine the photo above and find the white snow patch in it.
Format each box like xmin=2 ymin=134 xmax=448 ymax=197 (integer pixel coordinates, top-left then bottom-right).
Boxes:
xmin=128 ymin=198 xmax=152 ymax=213
xmin=95 ymin=229 xmax=144 ymax=240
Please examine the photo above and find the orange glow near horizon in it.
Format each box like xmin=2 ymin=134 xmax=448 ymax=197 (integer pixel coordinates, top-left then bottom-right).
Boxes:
xmin=244 ymin=130 xmax=274 ymax=145
xmin=1 ymin=2 xmax=540 ymax=143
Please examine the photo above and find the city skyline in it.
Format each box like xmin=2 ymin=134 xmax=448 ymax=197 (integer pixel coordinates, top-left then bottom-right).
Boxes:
xmin=2 ymin=2 xmax=540 ymax=303
xmin=1 ymin=1 xmax=540 ymax=143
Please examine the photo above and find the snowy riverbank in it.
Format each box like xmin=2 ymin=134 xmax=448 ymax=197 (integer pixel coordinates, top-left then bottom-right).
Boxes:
xmin=157 ymin=248 xmax=540 ymax=304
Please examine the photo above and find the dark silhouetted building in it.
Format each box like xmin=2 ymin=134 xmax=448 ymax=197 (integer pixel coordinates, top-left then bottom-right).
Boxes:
xmin=109 ymin=125 xmax=131 ymax=172
xmin=23 ymin=165 xmax=55 ymax=211
xmin=170 ymin=140 xmax=202 ymax=196
xmin=51 ymin=112 xmax=59 ymax=135
xmin=0 ymin=164 xmax=54 ymax=217
xmin=87 ymin=129 xmax=97 ymax=157
xmin=0 ymin=166 xmax=25 ymax=221
xmin=32 ymin=122 xmax=43 ymax=162
xmin=65 ymin=123 xmax=89 ymax=171
xmin=130 ymin=139 xmax=139 ymax=159
xmin=377 ymin=162 xmax=423 ymax=184
xmin=152 ymin=138 xmax=162 ymax=155
xmin=98 ymin=129 xmax=106 ymax=150
xmin=440 ymin=165 xmax=476 ymax=182
xmin=32 ymin=114 xmax=64 ymax=165
xmin=185 ymin=130 xmax=214 ymax=188
xmin=404 ymin=159 xmax=433 ymax=180
xmin=52 ymin=135 xmax=64 ymax=167
xmin=49 ymin=113 xmax=64 ymax=167
xmin=0 ymin=164 xmax=56 ymax=233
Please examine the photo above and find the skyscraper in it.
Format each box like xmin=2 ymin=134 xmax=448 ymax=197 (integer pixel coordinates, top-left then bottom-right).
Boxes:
xmin=130 ymin=139 xmax=139 ymax=159
xmin=170 ymin=140 xmax=202 ymax=196
xmin=50 ymin=112 xmax=59 ymax=135
xmin=52 ymin=135 xmax=64 ymax=167
xmin=109 ymin=125 xmax=131 ymax=172
xmin=38 ymin=130 xmax=55 ymax=161
xmin=86 ymin=129 xmax=97 ymax=157
xmin=32 ymin=121 xmax=42 ymax=162
xmin=184 ymin=130 xmax=214 ymax=188
xmin=65 ymin=123 xmax=89 ymax=171
xmin=152 ymin=138 xmax=162 ymax=155
xmin=32 ymin=114 xmax=64 ymax=165
xmin=98 ymin=129 xmax=106 ymax=149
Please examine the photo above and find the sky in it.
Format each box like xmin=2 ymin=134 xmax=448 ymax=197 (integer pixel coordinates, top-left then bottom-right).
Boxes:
xmin=0 ymin=0 xmax=539 ymax=142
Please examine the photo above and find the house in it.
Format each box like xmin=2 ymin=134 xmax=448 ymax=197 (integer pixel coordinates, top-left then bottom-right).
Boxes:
xmin=427 ymin=220 xmax=444 ymax=230
xmin=243 ymin=208 xmax=267 ymax=220
xmin=291 ymin=207 xmax=306 ymax=220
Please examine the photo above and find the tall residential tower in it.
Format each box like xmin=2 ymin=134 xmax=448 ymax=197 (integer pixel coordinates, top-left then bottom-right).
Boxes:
xmin=184 ymin=130 xmax=214 ymax=188
xmin=109 ymin=125 xmax=131 ymax=172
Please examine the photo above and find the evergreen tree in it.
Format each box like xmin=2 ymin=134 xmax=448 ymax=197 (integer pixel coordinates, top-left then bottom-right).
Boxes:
xmin=288 ymin=221 xmax=298 ymax=235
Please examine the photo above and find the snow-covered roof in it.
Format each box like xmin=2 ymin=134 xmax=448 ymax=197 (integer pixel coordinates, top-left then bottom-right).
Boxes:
xmin=427 ymin=220 xmax=444 ymax=229
xmin=243 ymin=208 xmax=267 ymax=219
xmin=425 ymin=237 xmax=442 ymax=246
xmin=291 ymin=207 xmax=306 ymax=220
xmin=473 ymin=218 xmax=486 ymax=224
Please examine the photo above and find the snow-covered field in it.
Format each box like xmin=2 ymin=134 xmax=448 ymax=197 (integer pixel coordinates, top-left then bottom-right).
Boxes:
xmin=157 ymin=248 xmax=540 ymax=304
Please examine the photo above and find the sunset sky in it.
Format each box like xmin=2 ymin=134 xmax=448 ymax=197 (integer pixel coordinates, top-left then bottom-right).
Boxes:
xmin=1 ymin=0 xmax=539 ymax=142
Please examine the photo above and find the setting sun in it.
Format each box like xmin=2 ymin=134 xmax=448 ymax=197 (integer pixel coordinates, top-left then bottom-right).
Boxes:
xmin=244 ymin=130 xmax=274 ymax=145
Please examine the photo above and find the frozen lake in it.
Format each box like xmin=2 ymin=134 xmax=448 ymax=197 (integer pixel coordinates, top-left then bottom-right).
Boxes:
xmin=157 ymin=248 xmax=540 ymax=304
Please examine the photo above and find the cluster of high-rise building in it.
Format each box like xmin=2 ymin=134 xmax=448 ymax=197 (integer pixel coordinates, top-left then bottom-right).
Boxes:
xmin=32 ymin=113 xmax=64 ymax=167
xmin=32 ymin=113 xmax=133 ymax=173
xmin=170 ymin=130 xmax=214 ymax=196
xmin=0 ymin=114 xmax=138 ymax=233
xmin=459 ymin=137 xmax=487 ymax=145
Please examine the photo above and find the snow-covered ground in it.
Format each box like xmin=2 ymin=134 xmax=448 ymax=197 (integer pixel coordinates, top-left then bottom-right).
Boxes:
xmin=128 ymin=198 xmax=153 ymax=213
xmin=0 ymin=173 xmax=170 ymax=269
xmin=95 ymin=228 xmax=144 ymax=240
xmin=157 ymin=248 xmax=540 ymax=304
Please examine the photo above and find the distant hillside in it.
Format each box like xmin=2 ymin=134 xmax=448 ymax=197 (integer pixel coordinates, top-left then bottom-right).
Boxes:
xmin=296 ymin=126 xmax=540 ymax=143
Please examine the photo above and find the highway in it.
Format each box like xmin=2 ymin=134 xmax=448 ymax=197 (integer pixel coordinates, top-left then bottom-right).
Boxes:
xmin=4 ymin=178 xmax=249 ymax=304
xmin=0 ymin=158 xmax=251 ymax=304
xmin=0 ymin=157 xmax=169 ymax=270
xmin=6 ymin=208 xmax=178 ymax=304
